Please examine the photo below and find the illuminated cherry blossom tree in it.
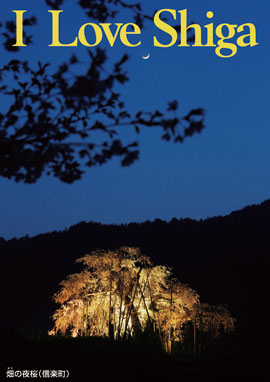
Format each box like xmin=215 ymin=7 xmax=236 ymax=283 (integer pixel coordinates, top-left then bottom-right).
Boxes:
xmin=49 ymin=247 xmax=235 ymax=352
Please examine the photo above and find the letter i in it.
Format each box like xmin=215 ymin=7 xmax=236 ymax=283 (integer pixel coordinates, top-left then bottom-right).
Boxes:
xmin=205 ymin=11 xmax=216 ymax=47
xmin=12 ymin=10 xmax=27 ymax=47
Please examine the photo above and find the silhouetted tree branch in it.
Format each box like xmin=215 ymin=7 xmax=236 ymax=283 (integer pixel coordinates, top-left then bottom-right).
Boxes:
xmin=0 ymin=1 xmax=205 ymax=183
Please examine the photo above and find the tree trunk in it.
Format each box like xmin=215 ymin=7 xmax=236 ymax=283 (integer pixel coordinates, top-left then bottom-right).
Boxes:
xmin=108 ymin=261 xmax=113 ymax=338
xmin=193 ymin=318 xmax=196 ymax=357
xmin=117 ymin=283 xmax=124 ymax=339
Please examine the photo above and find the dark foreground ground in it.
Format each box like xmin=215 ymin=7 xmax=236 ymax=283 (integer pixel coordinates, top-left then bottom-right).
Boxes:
xmin=0 ymin=333 xmax=266 ymax=381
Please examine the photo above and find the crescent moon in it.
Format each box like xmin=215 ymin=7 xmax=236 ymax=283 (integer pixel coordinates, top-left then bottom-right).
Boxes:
xmin=142 ymin=53 xmax=150 ymax=60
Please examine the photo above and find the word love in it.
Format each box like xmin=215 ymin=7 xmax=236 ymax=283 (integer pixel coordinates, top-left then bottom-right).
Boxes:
xmin=13 ymin=10 xmax=141 ymax=48
xmin=12 ymin=9 xmax=258 ymax=58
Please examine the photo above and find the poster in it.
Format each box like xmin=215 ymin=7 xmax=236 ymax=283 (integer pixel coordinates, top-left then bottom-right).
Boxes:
xmin=0 ymin=0 xmax=269 ymax=379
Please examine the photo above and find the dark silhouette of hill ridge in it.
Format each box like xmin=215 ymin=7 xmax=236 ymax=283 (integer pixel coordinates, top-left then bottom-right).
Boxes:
xmin=2 ymin=198 xmax=270 ymax=243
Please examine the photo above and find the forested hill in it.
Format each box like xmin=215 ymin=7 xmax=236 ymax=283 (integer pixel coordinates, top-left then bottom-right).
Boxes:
xmin=1 ymin=199 xmax=270 ymax=281
xmin=2 ymin=199 xmax=270 ymax=266
xmin=0 ymin=200 xmax=270 ymax=354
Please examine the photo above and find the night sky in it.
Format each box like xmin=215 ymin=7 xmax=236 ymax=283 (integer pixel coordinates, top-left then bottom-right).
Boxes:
xmin=0 ymin=0 xmax=269 ymax=239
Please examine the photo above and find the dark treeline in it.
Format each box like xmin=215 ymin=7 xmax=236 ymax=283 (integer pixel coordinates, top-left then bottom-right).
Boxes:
xmin=1 ymin=200 xmax=270 ymax=360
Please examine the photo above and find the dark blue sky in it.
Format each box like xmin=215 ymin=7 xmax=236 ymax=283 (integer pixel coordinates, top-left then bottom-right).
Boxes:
xmin=0 ymin=0 xmax=269 ymax=239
